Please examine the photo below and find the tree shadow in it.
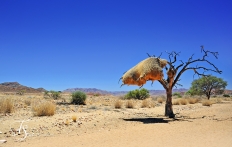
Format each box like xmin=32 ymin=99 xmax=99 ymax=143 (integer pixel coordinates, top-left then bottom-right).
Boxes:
xmin=123 ymin=117 xmax=171 ymax=124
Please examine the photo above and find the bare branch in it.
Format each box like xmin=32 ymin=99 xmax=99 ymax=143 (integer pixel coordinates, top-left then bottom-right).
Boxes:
xmin=172 ymin=47 xmax=221 ymax=88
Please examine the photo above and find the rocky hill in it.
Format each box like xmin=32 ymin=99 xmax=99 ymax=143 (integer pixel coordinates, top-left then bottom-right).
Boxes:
xmin=0 ymin=82 xmax=46 ymax=93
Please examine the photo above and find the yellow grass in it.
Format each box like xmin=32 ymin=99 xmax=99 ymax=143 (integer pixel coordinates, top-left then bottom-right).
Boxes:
xmin=187 ymin=98 xmax=199 ymax=104
xmin=72 ymin=115 xmax=77 ymax=122
xmin=114 ymin=100 xmax=123 ymax=109
xmin=141 ymin=99 xmax=155 ymax=108
xmin=32 ymin=100 xmax=56 ymax=116
xmin=157 ymin=97 xmax=164 ymax=104
xmin=125 ymin=100 xmax=135 ymax=108
xmin=0 ymin=98 xmax=14 ymax=114
xmin=202 ymin=100 xmax=213 ymax=106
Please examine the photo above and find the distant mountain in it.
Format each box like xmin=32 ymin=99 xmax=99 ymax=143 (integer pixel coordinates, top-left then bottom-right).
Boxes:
xmin=63 ymin=87 xmax=188 ymax=96
xmin=0 ymin=82 xmax=46 ymax=93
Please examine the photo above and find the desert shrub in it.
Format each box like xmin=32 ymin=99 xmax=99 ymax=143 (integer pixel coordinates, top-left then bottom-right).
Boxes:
xmin=24 ymin=99 xmax=32 ymax=106
xmin=72 ymin=115 xmax=77 ymax=122
xmin=202 ymin=100 xmax=213 ymax=106
xmin=173 ymin=92 xmax=182 ymax=98
xmin=125 ymin=88 xmax=149 ymax=100
xmin=187 ymin=98 xmax=199 ymax=104
xmin=32 ymin=101 xmax=56 ymax=116
xmin=157 ymin=97 xmax=164 ymax=103
xmin=141 ymin=99 xmax=149 ymax=108
xmin=114 ymin=100 xmax=122 ymax=109
xmin=125 ymin=100 xmax=135 ymax=108
xmin=44 ymin=90 xmax=61 ymax=99
xmin=223 ymin=94 xmax=230 ymax=97
xmin=50 ymin=90 xmax=61 ymax=99
xmin=71 ymin=91 xmax=87 ymax=105
xmin=16 ymin=90 xmax=26 ymax=95
xmin=179 ymin=98 xmax=188 ymax=105
xmin=0 ymin=98 xmax=14 ymax=114
xmin=172 ymin=99 xmax=180 ymax=105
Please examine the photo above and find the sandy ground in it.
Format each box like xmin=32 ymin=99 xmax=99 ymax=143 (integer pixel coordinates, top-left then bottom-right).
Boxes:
xmin=0 ymin=95 xmax=232 ymax=147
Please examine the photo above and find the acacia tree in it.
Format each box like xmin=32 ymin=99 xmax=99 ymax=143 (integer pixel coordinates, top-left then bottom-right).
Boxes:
xmin=157 ymin=46 xmax=222 ymax=118
xmin=189 ymin=76 xmax=227 ymax=99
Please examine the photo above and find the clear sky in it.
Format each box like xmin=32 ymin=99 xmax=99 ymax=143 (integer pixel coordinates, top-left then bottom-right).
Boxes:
xmin=0 ymin=0 xmax=231 ymax=91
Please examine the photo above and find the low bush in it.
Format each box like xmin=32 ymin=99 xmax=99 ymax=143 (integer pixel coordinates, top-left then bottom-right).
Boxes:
xmin=173 ymin=92 xmax=182 ymax=98
xmin=141 ymin=99 xmax=149 ymax=108
xmin=202 ymin=100 xmax=213 ymax=106
xmin=223 ymin=94 xmax=230 ymax=97
xmin=71 ymin=91 xmax=87 ymax=105
xmin=179 ymin=99 xmax=188 ymax=105
xmin=157 ymin=97 xmax=164 ymax=104
xmin=0 ymin=98 xmax=14 ymax=114
xmin=125 ymin=88 xmax=149 ymax=100
xmin=187 ymin=98 xmax=199 ymax=104
xmin=172 ymin=99 xmax=180 ymax=105
xmin=114 ymin=100 xmax=122 ymax=109
xmin=125 ymin=100 xmax=135 ymax=108
xmin=32 ymin=101 xmax=56 ymax=116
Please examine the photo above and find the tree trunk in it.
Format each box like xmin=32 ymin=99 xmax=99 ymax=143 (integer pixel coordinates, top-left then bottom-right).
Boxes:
xmin=165 ymin=89 xmax=175 ymax=118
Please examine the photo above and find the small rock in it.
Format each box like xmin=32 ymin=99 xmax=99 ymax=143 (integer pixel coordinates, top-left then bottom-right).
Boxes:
xmin=0 ymin=140 xmax=7 ymax=144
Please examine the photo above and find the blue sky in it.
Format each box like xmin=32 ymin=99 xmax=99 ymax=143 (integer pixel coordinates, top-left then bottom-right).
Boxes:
xmin=0 ymin=0 xmax=231 ymax=91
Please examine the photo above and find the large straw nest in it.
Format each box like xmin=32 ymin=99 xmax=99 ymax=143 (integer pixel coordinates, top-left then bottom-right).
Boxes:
xmin=120 ymin=57 xmax=167 ymax=87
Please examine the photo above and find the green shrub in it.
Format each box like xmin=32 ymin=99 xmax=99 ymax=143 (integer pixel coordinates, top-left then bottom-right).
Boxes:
xmin=125 ymin=88 xmax=149 ymax=100
xmin=173 ymin=92 xmax=182 ymax=98
xmin=50 ymin=90 xmax=61 ymax=99
xmin=44 ymin=90 xmax=61 ymax=99
xmin=71 ymin=91 xmax=87 ymax=105
xmin=223 ymin=94 xmax=230 ymax=97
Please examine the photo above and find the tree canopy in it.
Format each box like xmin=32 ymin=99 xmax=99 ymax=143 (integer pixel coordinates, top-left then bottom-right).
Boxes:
xmin=189 ymin=76 xmax=227 ymax=99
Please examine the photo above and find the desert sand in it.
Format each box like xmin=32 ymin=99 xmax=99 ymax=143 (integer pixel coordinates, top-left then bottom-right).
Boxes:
xmin=0 ymin=94 xmax=232 ymax=147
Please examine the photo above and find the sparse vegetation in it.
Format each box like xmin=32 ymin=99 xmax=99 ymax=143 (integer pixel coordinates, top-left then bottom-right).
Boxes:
xmin=125 ymin=100 xmax=135 ymax=108
xmin=114 ymin=99 xmax=122 ymax=109
xmin=179 ymin=98 xmax=188 ymax=105
xmin=0 ymin=98 xmax=14 ymax=114
xmin=141 ymin=99 xmax=149 ymax=108
xmin=72 ymin=115 xmax=77 ymax=122
xmin=187 ymin=98 xmax=199 ymax=104
xmin=223 ymin=94 xmax=230 ymax=97
xmin=16 ymin=90 xmax=26 ymax=95
xmin=173 ymin=92 xmax=182 ymax=98
xmin=141 ymin=99 xmax=155 ymax=108
xmin=172 ymin=99 xmax=180 ymax=105
xmin=202 ymin=100 xmax=213 ymax=106
xmin=71 ymin=91 xmax=87 ymax=105
xmin=157 ymin=97 xmax=164 ymax=104
xmin=32 ymin=101 xmax=56 ymax=116
xmin=125 ymin=88 xmax=149 ymax=100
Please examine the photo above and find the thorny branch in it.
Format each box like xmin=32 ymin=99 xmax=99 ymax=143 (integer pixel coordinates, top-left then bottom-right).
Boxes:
xmin=168 ymin=47 xmax=222 ymax=88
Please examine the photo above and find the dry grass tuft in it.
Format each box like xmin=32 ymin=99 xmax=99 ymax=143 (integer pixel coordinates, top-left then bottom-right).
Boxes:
xmin=32 ymin=101 xmax=56 ymax=116
xmin=202 ymin=100 xmax=213 ymax=106
xmin=125 ymin=100 xmax=135 ymax=108
xmin=24 ymin=99 xmax=32 ymax=106
xmin=157 ymin=97 xmax=164 ymax=104
xmin=114 ymin=100 xmax=123 ymax=109
xmin=65 ymin=119 xmax=70 ymax=125
xmin=179 ymin=99 xmax=188 ymax=105
xmin=172 ymin=99 xmax=180 ymax=105
xmin=72 ymin=115 xmax=77 ymax=122
xmin=141 ymin=99 xmax=149 ymax=108
xmin=141 ymin=99 xmax=155 ymax=108
xmin=0 ymin=98 xmax=14 ymax=114
xmin=187 ymin=98 xmax=199 ymax=104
